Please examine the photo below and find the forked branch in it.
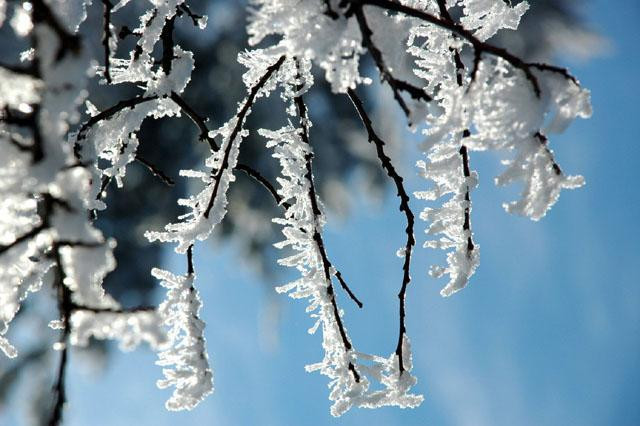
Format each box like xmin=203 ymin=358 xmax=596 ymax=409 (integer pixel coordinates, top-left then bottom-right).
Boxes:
xmin=346 ymin=88 xmax=415 ymax=373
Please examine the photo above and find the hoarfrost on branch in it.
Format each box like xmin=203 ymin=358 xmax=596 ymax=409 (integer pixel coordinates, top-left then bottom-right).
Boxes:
xmin=0 ymin=0 xmax=591 ymax=421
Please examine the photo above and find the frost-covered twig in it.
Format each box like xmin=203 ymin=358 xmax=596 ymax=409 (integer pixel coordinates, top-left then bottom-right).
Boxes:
xmin=262 ymin=60 xmax=422 ymax=415
xmin=534 ymin=131 xmax=562 ymax=175
xmin=295 ymin=90 xmax=362 ymax=373
xmin=346 ymin=88 xmax=415 ymax=372
xmin=0 ymin=2 xmax=185 ymax=421
xmin=135 ymin=154 xmax=176 ymax=186
xmin=168 ymin=90 xmax=288 ymax=206
xmin=203 ymin=55 xmax=286 ymax=218
xmin=145 ymin=54 xmax=286 ymax=252
xmin=153 ymin=245 xmax=213 ymax=411
xmin=72 ymin=95 xmax=158 ymax=158
xmin=169 ymin=91 xmax=216 ymax=147
xmin=415 ymin=2 xmax=478 ymax=296
xmin=49 ymin=245 xmax=71 ymax=426
xmin=351 ymin=5 xmax=432 ymax=119
xmin=101 ymin=0 xmax=113 ymax=83
xmin=356 ymin=0 xmax=577 ymax=96
xmin=293 ymin=78 xmax=363 ymax=309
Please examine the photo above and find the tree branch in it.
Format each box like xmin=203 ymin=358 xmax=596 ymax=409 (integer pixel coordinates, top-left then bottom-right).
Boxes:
xmin=135 ymin=155 xmax=175 ymax=186
xmin=346 ymin=88 xmax=415 ymax=373
xmin=2 ymin=105 xmax=44 ymax=162
xmin=534 ymin=131 xmax=562 ymax=175
xmin=187 ymin=244 xmax=194 ymax=275
xmin=0 ymin=193 xmax=56 ymax=255
xmin=178 ymin=4 xmax=204 ymax=27
xmin=160 ymin=13 xmax=177 ymax=75
xmin=0 ymin=223 xmax=47 ymax=255
xmin=459 ymin=143 xmax=475 ymax=254
xmin=295 ymin=81 xmax=361 ymax=382
xmin=169 ymin=92 xmax=290 ymax=209
xmin=0 ymin=62 xmax=38 ymax=77
xmin=354 ymin=0 xmax=580 ymax=97
xmin=169 ymin=91 xmax=217 ymax=150
xmin=234 ymin=163 xmax=289 ymax=209
xmin=437 ymin=0 xmax=477 ymax=258
xmin=69 ymin=303 xmax=156 ymax=314
xmin=73 ymin=95 xmax=158 ymax=158
xmin=47 ymin=245 xmax=72 ymax=426
xmin=334 ymin=270 xmax=363 ymax=309
xmin=101 ymin=0 xmax=113 ymax=83
xmin=352 ymin=5 xmax=431 ymax=120
xmin=203 ymin=55 xmax=286 ymax=218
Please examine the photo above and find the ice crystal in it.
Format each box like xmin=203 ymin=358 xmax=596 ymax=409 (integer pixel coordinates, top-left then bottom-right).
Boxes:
xmin=153 ymin=268 xmax=213 ymax=411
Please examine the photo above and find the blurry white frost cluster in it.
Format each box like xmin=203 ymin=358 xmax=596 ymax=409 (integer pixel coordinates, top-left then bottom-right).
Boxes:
xmin=0 ymin=0 xmax=591 ymax=418
xmin=0 ymin=0 xmax=209 ymax=412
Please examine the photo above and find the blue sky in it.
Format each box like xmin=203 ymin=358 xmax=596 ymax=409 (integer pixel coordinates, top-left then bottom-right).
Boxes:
xmin=4 ymin=0 xmax=640 ymax=425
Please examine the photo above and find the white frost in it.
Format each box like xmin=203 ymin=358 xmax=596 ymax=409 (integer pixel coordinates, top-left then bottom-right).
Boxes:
xmin=153 ymin=268 xmax=213 ymax=411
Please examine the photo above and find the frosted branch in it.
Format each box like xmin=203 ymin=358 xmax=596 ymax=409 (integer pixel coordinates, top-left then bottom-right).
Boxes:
xmin=152 ymin=250 xmax=213 ymax=411
xmin=357 ymin=0 xmax=579 ymax=97
xmin=347 ymin=88 xmax=416 ymax=372
xmin=352 ymin=5 xmax=432 ymax=119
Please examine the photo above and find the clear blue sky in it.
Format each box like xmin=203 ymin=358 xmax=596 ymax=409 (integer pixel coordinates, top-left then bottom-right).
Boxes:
xmin=5 ymin=0 xmax=640 ymax=424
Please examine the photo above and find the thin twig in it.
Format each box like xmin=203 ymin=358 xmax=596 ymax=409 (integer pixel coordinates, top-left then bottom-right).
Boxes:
xmin=160 ymin=14 xmax=177 ymax=75
xmin=355 ymin=0 xmax=581 ymax=97
xmin=0 ymin=62 xmax=38 ymax=77
xmin=334 ymin=270 xmax=363 ymax=308
xmin=135 ymin=155 xmax=175 ymax=186
xmin=235 ymin=163 xmax=290 ymax=209
xmin=169 ymin=91 xmax=217 ymax=150
xmin=101 ymin=0 xmax=113 ymax=83
xmin=347 ymin=88 xmax=415 ymax=373
xmin=2 ymin=105 xmax=44 ymax=162
xmin=534 ymin=131 xmax=563 ymax=175
xmin=70 ymin=303 xmax=156 ymax=314
xmin=203 ymin=56 xmax=286 ymax=218
xmin=0 ymin=223 xmax=47 ymax=255
xmin=187 ymin=244 xmax=194 ymax=275
xmin=293 ymin=62 xmax=362 ymax=310
xmin=353 ymin=6 xmax=431 ymax=120
xmin=178 ymin=4 xmax=204 ymax=26
xmin=437 ymin=0 xmax=477 ymax=258
xmin=459 ymin=145 xmax=475 ymax=254
xmin=73 ymin=95 xmax=159 ymax=158
xmin=169 ymin=91 xmax=287 ymax=206
xmin=323 ymin=0 xmax=340 ymax=19
xmin=0 ymin=194 xmax=55 ymax=255
xmin=295 ymin=78 xmax=361 ymax=382
xmin=48 ymin=245 xmax=72 ymax=426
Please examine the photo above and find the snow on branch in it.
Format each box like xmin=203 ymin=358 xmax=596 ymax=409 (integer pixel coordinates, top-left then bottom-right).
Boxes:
xmin=144 ymin=55 xmax=285 ymax=253
xmin=0 ymin=1 xmax=207 ymax=423
xmin=265 ymin=119 xmax=423 ymax=415
xmin=0 ymin=0 xmax=594 ymax=421
xmin=346 ymin=88 xmax=417 ymax=370
xmin=152 ymin=250 xmax=213 ymax=411
xmin=261 ymin=65 xmax=422 ymax=415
